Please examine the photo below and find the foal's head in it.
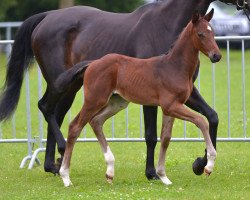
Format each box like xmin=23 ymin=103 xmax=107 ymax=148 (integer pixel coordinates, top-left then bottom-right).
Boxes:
xmin=190 ymin=9 xmax=221 ymax=63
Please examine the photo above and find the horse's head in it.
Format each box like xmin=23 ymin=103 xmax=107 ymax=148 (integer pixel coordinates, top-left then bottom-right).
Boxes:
xmin=191 ymin=9 xmax=221 ymax=63
xmin=219 ymin=0 xmax=250 ymax=11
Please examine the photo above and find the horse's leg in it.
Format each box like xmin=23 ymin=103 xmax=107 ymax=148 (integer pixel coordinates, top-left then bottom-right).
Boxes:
xmin=185 ymin=87 xmax=218 ymax=175
xmin=143 ymin=106 xmax=159 ymax=180
xmin=89 ymin=95 xmax=129 ymax=183
xmin=38 ymin=89 xmax=57 ymax=173
xmin=38 ymin=86 xmax=70 ymax=174
xmin=53 ymin=81 xmax=82 ymax=168
xmin=156 ymin=115 xmax=174 ymax=185
xmin=163 ymin=103 xmax=217 ymax=176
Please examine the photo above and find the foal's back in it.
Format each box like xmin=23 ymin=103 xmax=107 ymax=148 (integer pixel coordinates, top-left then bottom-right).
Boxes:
xmin=84 ymin=53 xmax=172 ymax=106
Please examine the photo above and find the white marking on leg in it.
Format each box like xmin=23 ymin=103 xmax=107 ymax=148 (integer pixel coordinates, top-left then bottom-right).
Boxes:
xmin=156 ymin=166 xmax=172 ymax=185
xmin=156 ymin=115 xmax=174 ymax=185
xmin=204 ymin=152 xmax=216 ymax=175
xmin=59 ymin=166 xmax=73 ymax=187
xmin=104 ymin=146 xmax=115 ymax=183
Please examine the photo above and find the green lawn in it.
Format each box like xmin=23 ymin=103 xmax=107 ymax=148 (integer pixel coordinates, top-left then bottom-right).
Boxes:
xmin=0 ymin=49 xmax=250 ymax=199
xmin=0 ymin=142 xmax=249 ymax=199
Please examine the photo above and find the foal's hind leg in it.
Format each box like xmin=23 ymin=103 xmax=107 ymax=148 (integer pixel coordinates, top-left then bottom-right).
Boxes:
xmin=163 ymin=103 xmax=217 ymax=176
xmin=156 ymin=115 xmax=174 ymax=185
xmin=60 ymin=97 xmax=110 ymax=186
xmin=89 ymin=95 xmax=129 ymax=183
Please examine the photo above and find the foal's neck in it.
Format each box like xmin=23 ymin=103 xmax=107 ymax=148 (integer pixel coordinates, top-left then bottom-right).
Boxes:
xmin=165 ymin=23 xmax=199 ymax=79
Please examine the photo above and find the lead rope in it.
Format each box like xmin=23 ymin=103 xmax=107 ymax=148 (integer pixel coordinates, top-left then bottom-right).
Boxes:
xmin=243 ymin=8 xmax=250 ymax=21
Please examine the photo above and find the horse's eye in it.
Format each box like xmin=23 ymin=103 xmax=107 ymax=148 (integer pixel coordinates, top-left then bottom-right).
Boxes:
xmin=198 ymin=32 xmax=204 ymax=38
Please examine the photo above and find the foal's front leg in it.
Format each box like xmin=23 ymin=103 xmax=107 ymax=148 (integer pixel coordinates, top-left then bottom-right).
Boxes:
xmin=156 ymin=115 xmax=174 ymax=185
xmin=185 ymin=87 xmax=218 ymax=175
xmin=163 ymin=103 xmax=217 ymax=176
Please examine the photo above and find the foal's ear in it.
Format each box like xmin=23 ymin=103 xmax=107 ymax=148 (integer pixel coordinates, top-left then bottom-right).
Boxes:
xmin=204 ymin=8 xmax=214 ymax=22
xmin=192 ymin=10 xmax=200 ymax=24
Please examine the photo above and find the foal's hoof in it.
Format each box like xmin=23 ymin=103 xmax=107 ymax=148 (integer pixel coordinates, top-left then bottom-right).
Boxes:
xmin=204 ymin=167 xmax=212 ymax=176
xmin=146 ymin=169 xmax=160 ymax=180
xmin=192 ymin=157 xmax=207 ymax=176
xmin=158 ymin=175 xmax=172 ymax=185
xmin=106 ymin=174 xmax=113 ymax=184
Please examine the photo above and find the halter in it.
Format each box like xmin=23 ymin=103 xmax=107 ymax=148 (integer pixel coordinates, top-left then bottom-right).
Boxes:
xmin=236 ymin=0 xmax=248 ymax=9
xmin=220 ymin=0 xmax=250 ymax=21
xmin=238 ymin=0 xmax=250 ymax=21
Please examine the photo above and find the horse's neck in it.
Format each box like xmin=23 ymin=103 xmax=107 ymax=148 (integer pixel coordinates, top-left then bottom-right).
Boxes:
xmin=165 ymin=25 xmax=199 ymax=80
xmin=158 ymin=0 xmax=212 ymax=32
xmin=136 ymin=0 xmax=213 ymax=54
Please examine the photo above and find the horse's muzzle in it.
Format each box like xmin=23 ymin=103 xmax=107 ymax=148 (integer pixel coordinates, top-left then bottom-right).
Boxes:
xmin=210 ymin=53 xmax=222 ymax=63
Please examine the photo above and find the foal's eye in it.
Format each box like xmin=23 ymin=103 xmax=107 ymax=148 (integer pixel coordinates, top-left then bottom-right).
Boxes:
xmin=198 ymin=32 xmax=204 ymax=38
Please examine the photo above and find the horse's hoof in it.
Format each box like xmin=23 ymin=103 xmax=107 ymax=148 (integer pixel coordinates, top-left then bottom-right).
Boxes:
xmin=44 ymin=164 xmax=59 ymax=175
xmin=192 ymin=157 xmax=206 ymax=176
xmin=146 ymin=169 xmax=160 ymax=180
xmin=106 ymin=174 xmax=113 ymax=184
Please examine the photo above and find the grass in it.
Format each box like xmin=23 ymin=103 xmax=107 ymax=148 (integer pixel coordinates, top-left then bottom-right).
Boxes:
xmin=0 ymin=142 xmax=249 ymax=199
xmin=0 ymin=49 xmax=249 ymax=199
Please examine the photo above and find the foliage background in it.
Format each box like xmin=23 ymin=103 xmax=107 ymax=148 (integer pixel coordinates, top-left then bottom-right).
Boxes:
xmin=0 ymin=0 xmax=146 ymax=21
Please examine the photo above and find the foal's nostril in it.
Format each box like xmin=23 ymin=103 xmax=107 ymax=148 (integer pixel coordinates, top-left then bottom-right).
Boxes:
xmin=211 ymin=53 xmax=222 ymax=63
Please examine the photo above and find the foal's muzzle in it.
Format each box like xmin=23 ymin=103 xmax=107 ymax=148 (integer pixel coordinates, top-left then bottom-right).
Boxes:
xmin=210 ymin=53 xmax=222 ymax=63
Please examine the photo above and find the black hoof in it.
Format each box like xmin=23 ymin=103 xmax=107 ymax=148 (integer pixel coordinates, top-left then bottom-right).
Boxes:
xmin=44 ymin=162 xmax=60 ymax=175
xmin=192 ymin=157 xmax=207 ymax=176
xmin=146 ymin=169 xmax=160 ymax=180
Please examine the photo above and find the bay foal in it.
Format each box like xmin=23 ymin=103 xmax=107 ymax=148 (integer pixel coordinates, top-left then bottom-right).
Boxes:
xmin=59 ymin=10 xmax=221 ymax=186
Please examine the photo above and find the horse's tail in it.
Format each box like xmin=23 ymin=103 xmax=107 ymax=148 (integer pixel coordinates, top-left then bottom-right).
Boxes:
xmin=55 ymin=61 xmax=92 ymax=94
xmin=0 ymin=13 xmax=47 ymax=122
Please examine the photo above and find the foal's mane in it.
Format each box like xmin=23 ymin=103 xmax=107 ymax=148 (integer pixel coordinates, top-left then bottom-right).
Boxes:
xmin=164 ymin=20 xmax=193 ymax=55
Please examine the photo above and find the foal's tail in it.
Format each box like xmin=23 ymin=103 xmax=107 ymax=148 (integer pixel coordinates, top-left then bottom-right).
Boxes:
xmin=55 ymin=61 xmax=92 ymax=94
xmin=0 ymin=13 xmax=47 ymax=122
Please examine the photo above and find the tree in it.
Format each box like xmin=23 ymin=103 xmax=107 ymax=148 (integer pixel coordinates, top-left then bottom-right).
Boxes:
xmin=0 ymin=0 xmax=17 ymax=21
xmin=75 ymin=0 xmax=145 ymax=13
xmin=3 ymin=0 xmax=146 ymax=21
xmin=4 ymin=0 xmax=58 ymax=21
xmin=59 ymin=0 xmax=74 ymax=8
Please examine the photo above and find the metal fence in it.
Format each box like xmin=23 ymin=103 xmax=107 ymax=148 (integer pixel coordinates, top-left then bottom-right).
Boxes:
xmin=0 ymin=35 xmax=249 ymax=170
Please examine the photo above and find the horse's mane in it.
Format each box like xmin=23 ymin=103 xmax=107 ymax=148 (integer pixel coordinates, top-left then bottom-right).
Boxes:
xmin=133 ymin=0 xmax=163 ymax=14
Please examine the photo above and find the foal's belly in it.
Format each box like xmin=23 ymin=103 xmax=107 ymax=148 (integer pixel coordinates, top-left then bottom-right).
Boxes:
xmin=114 ymin=88 xmax=159 ymax=106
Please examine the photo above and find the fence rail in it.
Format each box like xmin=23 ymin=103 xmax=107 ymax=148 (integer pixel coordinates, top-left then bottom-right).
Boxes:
xmin=0 ymin=36 xmax=249 ymax=169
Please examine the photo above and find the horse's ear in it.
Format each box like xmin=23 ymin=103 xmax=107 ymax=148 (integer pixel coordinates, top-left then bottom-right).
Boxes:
xmin=192 ymin=10 xmax=200 ymax=24
xmin=204 ymin=8 xmax=214 ymax=22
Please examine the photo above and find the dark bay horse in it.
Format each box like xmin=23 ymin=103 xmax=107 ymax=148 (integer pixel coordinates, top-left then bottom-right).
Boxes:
xmin=58 ymin=10 xmax=221 ymax=186
xmin=0 ymin=0 xmax=249 ymax=179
